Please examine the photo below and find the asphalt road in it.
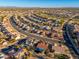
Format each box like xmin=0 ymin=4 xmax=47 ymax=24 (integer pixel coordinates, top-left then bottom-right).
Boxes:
xmin=63 ymin=23 xmax=79 ymax=55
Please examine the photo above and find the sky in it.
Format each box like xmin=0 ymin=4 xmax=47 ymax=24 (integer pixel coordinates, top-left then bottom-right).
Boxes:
xmin=0 ymin=0 xmax=79 ymax=8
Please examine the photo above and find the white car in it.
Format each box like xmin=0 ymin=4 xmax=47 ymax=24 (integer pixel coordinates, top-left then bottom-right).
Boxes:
xmin=0 ymin=53 xmax=5 ymax=59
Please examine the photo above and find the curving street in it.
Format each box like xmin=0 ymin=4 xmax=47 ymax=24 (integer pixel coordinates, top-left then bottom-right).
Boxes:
xmin=9 ymin=15 xmax=60 ymax=43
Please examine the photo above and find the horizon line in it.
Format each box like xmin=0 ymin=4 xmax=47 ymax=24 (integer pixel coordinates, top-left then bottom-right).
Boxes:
xmin=0 ymin=6 xmax=79 ymax=8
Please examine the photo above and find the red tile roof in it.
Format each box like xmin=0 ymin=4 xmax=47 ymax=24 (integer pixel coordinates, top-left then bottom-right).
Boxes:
xmin=37 ymin=41 xmax=48 ymax=49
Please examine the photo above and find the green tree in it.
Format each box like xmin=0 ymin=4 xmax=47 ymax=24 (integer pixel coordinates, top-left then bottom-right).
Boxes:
xmin=54 ymin=54 xmax=70 ymax=59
